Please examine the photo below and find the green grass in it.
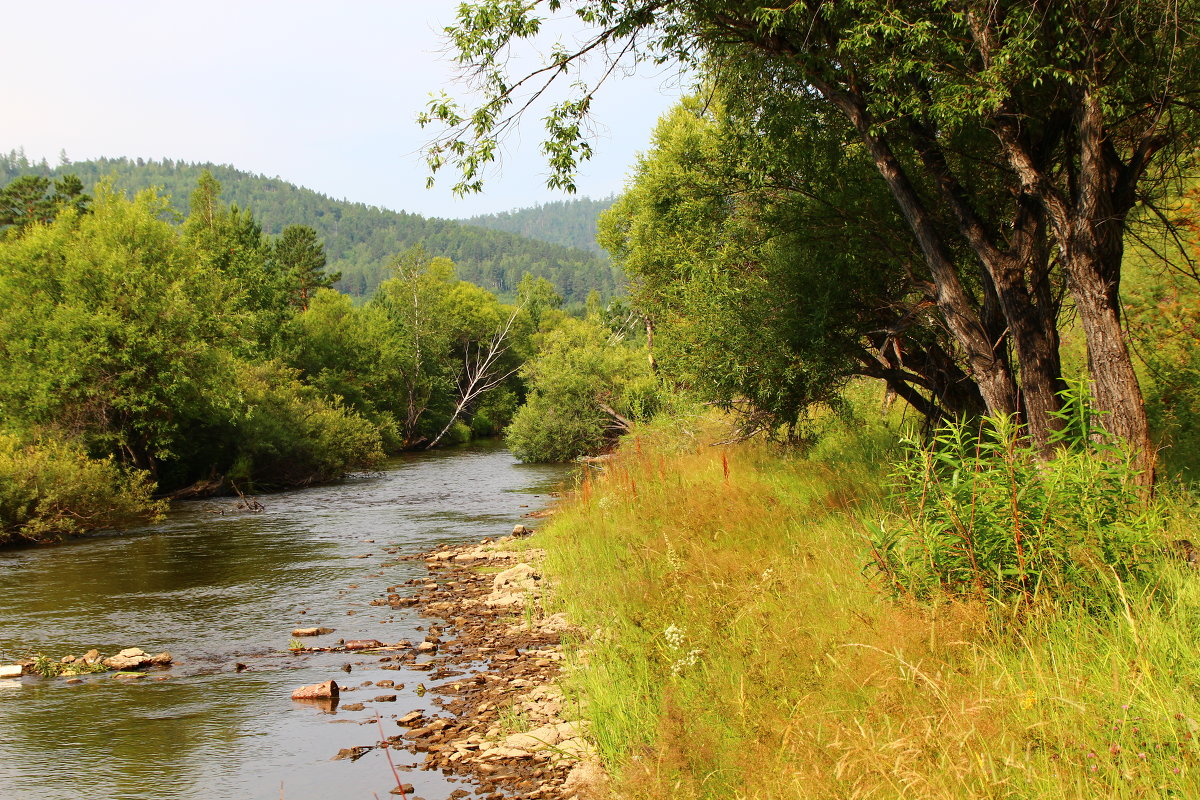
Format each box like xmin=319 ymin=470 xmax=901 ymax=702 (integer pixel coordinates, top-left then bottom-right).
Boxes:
xmin=535 ymin=415 xmax=1200 ymax=799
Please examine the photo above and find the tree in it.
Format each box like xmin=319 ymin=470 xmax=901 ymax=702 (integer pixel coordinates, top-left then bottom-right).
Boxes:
xmin=274 ymin=224 xmax=340 ymax=310
xmin=425 ymin=1 xmax=1200 ymax=481
xmin=0 ymin=174 xmax=90 ymax=233
xmin=600 ymin=97 xmax=984 ymax=433
xmin=505 ymin=315 xmax=659 ymax=461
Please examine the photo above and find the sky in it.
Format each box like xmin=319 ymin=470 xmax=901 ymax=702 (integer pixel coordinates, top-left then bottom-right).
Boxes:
xmin=2 ymin=1 xmax=686 ymax=218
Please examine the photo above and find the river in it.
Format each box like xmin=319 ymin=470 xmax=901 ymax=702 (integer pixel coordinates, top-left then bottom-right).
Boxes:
xmin=0 ymin=442 xmax=567 ymax=800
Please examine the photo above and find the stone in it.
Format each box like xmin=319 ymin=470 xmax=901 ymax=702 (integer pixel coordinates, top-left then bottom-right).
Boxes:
xmin=344 ymin=639 xmax=384 ymax=650
xmin=292 ymin=627 xmax=335 ymax=637
xmin=512 ymin=524 xmax=533 ymax=536
xmin=492 ymin=563 xmax=539 ymax=591
xmin=389 ymin=784 xmax=415 ymax=795
xmin=102 ymin=648 xmax=153 ymax=670
xmin=81 ymin=649 xmax=101 ymax=664
xmin=340 ymin=702 xmax=366 ymax=711
xmin=398 ymin=711 xmax=424 ymax=726
xmin=0 ymin=665 xmax=23 ymax=679
xmin=291 ymin=680 xmax=340 ymax=700
xmin=374 ymin=694 xmax=398 ymax=702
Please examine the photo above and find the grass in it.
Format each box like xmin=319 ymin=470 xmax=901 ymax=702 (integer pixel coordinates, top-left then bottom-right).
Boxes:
xmin=535 ymin=412 xmax=1200 ymax=799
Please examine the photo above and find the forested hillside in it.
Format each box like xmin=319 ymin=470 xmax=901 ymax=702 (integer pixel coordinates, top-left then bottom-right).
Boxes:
xmin=463 ymin=196 xmax=614 ymax=255
xmin=0 ymin=151 xmax=619 ymax=303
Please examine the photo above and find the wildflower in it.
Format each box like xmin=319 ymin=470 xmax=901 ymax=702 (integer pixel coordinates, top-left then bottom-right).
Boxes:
xmin=1021 ymin=690 xmax=1037 ymax=709
xmin=664 ymin=624 xmax=685 ymax=651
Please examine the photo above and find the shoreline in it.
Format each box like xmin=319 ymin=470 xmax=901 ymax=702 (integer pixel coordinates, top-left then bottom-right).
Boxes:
xmin=362 ymin=526 xmax=606 ymax=800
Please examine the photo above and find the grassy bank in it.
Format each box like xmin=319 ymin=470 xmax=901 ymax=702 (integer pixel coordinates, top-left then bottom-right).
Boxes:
xmin=536 ymin=421 xmax=1200 ymax=799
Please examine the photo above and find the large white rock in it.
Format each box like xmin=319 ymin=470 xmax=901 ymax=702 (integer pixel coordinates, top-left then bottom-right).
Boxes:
xmin=0 ymin=665 xmax=23 ymax=679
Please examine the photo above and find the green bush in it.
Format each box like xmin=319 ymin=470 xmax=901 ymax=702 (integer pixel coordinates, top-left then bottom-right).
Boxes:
xmin=229 ymin=362 xmax=384 ymax=489
xmin=0 ymin=435 xmax=165 ymax=544
xmin=505 ymin=316 xmax=658 ymax=462
xmin=868 ymin=402 xmax=1162 ymax=605
xmin=506 ymin=392 xmax=609 ymax=462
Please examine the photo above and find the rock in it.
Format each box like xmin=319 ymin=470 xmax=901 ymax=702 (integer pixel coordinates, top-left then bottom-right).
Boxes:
xmin=81 ymin=649 xmax=101 ymax=664
xmin=512 ymin=524 xmax=533 ymax=537
xmin=389 ymin=784 xmax=415 ymax=795
xmin=148 ymin=652 xmax=172 ymax=666
xmin=416 ymin=641 xmax=437 ymax=653
xmin=333 ymin=746 xmax=373 ymax=761
xmin=398 ymin=711 xmax=424 ymax=726
xmin=492 ymin=563 xmax=539 ymax=591
xmin=103 ymin=648 xmax=153 ymax=670
xmin=562 ymin=757 xmax=608 ymax=799
xmin=340 ymin=702 xmax=366 ymax=711
xmin=291 ymin=680 xmax=339 ymax=700
xmin=503 ymin=722 xmax=579 ymax=752
xmin=292 ymin=627 xmax=335 ymax=637
xmin=344 ymin=639 xmax=384 ymax=650
xmin=374 ymin=694 xmax=398 ymax=702
xmin=0 ymin=665 xmax=23 ymax=679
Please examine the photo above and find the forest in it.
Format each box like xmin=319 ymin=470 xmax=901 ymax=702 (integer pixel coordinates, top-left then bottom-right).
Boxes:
xmin=0 ymin=169 xmax=650 ymax=543
xmin=464 ymin=196 xmax=614 ymax=255
xmin=414 ymin=2 xmax=1200 ymax=798
xmin=0 ymin=153 xmax=620 ymax=306
xmin=8 ymin=1 xmax=1200 ymax=796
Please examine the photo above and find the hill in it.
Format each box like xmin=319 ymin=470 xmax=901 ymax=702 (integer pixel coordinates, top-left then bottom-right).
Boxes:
xmin=462 ymin=196 xmax=616 ymax=255
xmin=0 ymin=150 xmax=620 ymax=303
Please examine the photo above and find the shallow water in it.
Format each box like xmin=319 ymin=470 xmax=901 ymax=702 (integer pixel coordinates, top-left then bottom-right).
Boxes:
xmin=0 ymin=442 xmax=567 ymax=800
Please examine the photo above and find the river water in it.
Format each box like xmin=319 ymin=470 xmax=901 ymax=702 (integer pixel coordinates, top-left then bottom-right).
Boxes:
xmin=0 ymin=442 xmax=567 ymax=800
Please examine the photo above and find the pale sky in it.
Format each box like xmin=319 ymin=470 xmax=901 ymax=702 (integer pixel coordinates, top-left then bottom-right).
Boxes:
xmin=1 ymin=1 xmax=685 ymax=218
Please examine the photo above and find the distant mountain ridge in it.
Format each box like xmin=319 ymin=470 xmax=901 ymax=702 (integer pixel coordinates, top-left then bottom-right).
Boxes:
xmin=463 ymin=196 xmax=616 ymax=256
xmin=0 ymin=151 xmax=620 ymax=304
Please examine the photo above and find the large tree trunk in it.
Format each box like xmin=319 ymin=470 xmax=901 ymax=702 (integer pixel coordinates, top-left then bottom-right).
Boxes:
xmin=995 ymin=90 xmax=1154 ymax=482
xmin=812 ymin=81 xmax=1020 ymax=421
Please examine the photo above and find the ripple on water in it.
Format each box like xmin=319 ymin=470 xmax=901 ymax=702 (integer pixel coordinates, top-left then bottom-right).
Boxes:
xmin=0 ymin=442 xmax=569 ymax=800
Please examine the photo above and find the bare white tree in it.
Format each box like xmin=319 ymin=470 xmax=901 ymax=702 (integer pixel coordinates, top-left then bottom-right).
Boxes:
xmin=425 ymin=304 xmax=524 ymax=449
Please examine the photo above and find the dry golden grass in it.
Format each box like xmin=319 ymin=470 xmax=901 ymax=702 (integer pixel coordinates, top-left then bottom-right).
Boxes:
xmin=539 ymin=420 xmax=1200 ymax=799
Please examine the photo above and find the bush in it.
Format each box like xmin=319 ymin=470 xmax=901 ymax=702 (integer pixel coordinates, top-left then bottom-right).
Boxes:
xmin=505 ymin=316 xmax=659 ymax=462
xmin=229 ymin=362 xmax=384 ymax=489
xmin=506 ymin=392 xmax=609 ymax=462
xmin=868 ymin=406 xmax=1162 ymax=604
xmin=0 ymin=435 xmax=165 ymax=544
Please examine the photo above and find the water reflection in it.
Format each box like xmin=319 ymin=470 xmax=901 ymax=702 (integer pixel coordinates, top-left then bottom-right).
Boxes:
xmin=0 ymin=441 xmax=566 ymax=799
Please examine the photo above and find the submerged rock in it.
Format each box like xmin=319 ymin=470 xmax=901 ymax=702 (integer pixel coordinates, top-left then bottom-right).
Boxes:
xmin=292 ymin=627 xmax=336 ymax=637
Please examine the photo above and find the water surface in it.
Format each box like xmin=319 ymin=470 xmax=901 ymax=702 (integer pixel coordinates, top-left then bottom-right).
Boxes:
xmin=0 ymin=442 xmax=566 ymax=800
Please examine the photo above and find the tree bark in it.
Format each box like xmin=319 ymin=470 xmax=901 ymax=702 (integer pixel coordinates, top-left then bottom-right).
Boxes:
xmin=810 ymin=80 xmax=1020 ymax=421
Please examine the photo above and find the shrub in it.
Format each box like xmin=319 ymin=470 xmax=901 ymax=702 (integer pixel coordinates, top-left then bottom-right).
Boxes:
xmin=0 ymin=434 xmax=165 ymax=544
xmin=506 ymin=392 xmax=609 ymax=462
xmin=868 ymin=400 xmax=1162 ymax=605
xmin=229 ymin=362 xmax=384 ymax=488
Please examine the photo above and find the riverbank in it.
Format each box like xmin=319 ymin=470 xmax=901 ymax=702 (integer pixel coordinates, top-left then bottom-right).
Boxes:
xmin=526 ymin=428 xmax=1200 ymax=799
xmin=369 ymin=528 xmax=606 ymax=800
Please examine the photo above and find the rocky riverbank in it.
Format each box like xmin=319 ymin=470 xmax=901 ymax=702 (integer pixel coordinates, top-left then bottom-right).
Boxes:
xmin=356 ymin=526 xmax=606 ymax=800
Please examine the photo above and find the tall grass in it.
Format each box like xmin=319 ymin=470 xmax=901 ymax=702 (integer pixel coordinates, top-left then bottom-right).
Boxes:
xmin=537 ymin=414 xmax=1200 ymax=799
